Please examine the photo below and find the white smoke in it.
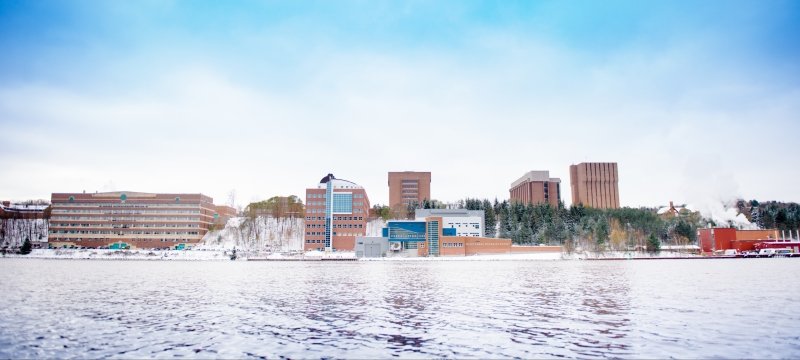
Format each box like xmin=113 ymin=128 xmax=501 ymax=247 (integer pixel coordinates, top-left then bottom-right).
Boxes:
xmin=680 ymin=156 xmax=756 ymax=229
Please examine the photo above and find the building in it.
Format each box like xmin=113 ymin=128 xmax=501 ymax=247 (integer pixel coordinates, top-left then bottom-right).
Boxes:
xmin=388 ymin=171 xmax=431 ymax=211
xmin=48 ymin=192 xmax=219 ymax=249
xmin=1 ymin=201 xmax=48 ymax=220
xmin=213 ymin=205 xmax=237 ymax=227
xmin=569 ymin=162 xmax=620 ymax=209
xmin=356 ymin=216 xmax=562 ymax=258
xmin=354 ymin=236 xmax=390 ymax=258
xmin=414 ymin=208 xmax=484 ymax=237
xmin=509 ymin=171 xmax=561 ymax=207
xmin=1 ymin=201 xmax=49 ymax=249
xmin=697 ymin=227 xmax=781 ymax=253
xmin=304 ymin=174 xmax=370 ymax=252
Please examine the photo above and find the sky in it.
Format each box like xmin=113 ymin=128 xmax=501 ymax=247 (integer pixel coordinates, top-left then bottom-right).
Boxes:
xmin=1 ymin=0 xmax=799 ymax=209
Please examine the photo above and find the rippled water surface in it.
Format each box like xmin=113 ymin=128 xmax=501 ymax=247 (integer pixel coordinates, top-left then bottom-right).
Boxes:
xmin=1 ymin=258 xmax=799 ymax=358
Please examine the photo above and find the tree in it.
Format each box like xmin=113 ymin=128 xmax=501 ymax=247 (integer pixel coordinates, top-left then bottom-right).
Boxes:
xmin=19 ymin=237 xmax=32 ymax=255
xmin=483 ymin=199 xmax=497 ymax=238
xmin=594 ymin=217 xmax=609 ymax=251
xmin=646 ymin=233 xmax=661 ymax=254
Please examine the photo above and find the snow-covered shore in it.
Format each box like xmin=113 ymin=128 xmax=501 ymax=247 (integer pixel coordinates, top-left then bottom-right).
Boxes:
xmin=2 ymin=249 xmax=701 ymax=261
xmin=2 ymin=249 xmax=232 ymax=261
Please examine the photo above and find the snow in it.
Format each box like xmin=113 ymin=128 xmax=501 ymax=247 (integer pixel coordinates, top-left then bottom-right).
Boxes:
xmin=0 ymin=218 xmax=48 ymax=248
xmin=3 ymin=249 xmax=231 ymax=261
xmin=198 ymin=216 xmax=304 ymax=251
xmin=0 ymin=203 xmax=49 ymax=211
xmin=198 ymin=216 xmax=387 ymax=251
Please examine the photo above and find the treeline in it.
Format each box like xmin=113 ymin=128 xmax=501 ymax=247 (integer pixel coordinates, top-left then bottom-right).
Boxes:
xmin=461 ymin=198 xmax=698 ymax=253
xmin=244 ymin=196 xmax=304 ymax=218
xmin=737 ymin=200 xmax=800 ymax=231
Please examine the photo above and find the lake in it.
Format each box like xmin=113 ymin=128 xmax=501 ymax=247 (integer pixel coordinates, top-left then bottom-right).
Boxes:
xmin=1 ymin=258 xmax=798 ymax=358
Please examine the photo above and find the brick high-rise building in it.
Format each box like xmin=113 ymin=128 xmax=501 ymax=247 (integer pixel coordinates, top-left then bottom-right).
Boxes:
xmin=48 ymin=191 xmax=219 ymax=249
xmin=569 ymin=162 xmax=620 ymax=209
xmin=304 ymin=174 xmax=370 ymax=252
xmin=509 ymin=171 xmax=561 ymax=207
xmin=388 ymin=171 xmax=431 ymax=210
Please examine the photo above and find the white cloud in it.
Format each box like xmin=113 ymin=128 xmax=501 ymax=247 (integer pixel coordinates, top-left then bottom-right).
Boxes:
xmin=1 ymin=33 xmax=798 ymax=207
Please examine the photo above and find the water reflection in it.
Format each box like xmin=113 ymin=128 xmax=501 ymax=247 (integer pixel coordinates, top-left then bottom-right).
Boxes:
xmin=1 ymin=259 xmax=800 ymax=358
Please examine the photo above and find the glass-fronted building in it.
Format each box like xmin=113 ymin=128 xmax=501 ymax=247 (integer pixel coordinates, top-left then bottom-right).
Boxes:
xmin=304 ymin=174 xmax=371 ymax=252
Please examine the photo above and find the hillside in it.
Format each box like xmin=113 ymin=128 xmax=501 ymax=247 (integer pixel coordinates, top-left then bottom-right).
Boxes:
xmin=199 ymin=216 xmax=387 ymax=251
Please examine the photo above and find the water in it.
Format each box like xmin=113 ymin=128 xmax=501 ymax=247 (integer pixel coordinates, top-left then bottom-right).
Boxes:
xmin=1 ymin=258 xmax=799 ymax=359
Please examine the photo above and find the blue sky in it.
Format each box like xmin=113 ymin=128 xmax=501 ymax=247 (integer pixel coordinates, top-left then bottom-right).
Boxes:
xmin=1 ymin=0 xmax=799 ymax=209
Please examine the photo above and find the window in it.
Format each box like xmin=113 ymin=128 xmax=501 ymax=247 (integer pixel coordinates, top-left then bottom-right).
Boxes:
xmin=332 ymin=193 xmax=353 ymax=214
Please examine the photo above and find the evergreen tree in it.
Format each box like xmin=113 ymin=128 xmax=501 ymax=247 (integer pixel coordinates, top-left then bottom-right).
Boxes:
xmin=20 ymin=237 xmax=32 ymax=255
xmin=594 ymin=217 xmax=609 ymax=250
xmin=483 ymin=199 xmax=497 ymax=237
xmin=646 ymin=233 xmax=661 ymax=254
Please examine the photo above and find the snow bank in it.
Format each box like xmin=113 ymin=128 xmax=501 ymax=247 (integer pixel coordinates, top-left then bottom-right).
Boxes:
xmin=0 ymin=218 xmax=48 ymax=248
xmin=4 ymin=249 xmax=231 ymax=261
xmin=198 ymin=216 xmax=304 ymax=251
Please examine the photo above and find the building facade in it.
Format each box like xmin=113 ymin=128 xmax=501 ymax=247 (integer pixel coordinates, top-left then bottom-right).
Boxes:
xmin=414 ymin=208 xmax=484 ymax=237
xmin=569 ymin=162 xmax=620 ymax=209
xmin=379 ymin=216 xmax=511 ymax=257
xmin=48 ymin=192 xmax=218 ymax=249
xmin=697 ymin=227 xmax=780 ymax=253
xmin=359 ymin=217 xmax=560 ymax=258
xmin=304 ymin=174 xmax=370 ymax=252
xmin=509 ymin=171 xmax=561 ymax=207
xmin=388 ymin=171 xmax=431 ymax=211
xmin=213 ymin=205 xmax=237 ymax=227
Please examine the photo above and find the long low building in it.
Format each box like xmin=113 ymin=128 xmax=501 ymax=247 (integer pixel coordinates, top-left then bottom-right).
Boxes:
xmin=48 ymin=191 xmax=224 ymax=250
xmin=356 ymin=216 xmax=557 ymax=257
xmin=697 ymin=227 xmax=781 ymax=253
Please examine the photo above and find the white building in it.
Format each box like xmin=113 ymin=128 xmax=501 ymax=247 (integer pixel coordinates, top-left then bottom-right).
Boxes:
xmin=414 ymin=209 xmax=484 ymax=237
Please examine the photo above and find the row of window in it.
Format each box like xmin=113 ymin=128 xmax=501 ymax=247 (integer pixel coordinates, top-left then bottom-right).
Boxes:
xmin=62 ymin=238 xmax=192 ymax=242
xmin=50 ymin=238 xmax=195 ymax=242
xmin=51 ymin=216 xmax=203 ymax=222
xmin=442 ymin=242 xmax=464 ymax=248
xmin=309 ymin=208 xmax=364 ymax=214
xmin=53 ymin=203 xmax=201 ymax=208
xmin=305 ymin=232 xmax=364 ymax=237
xmin=50 ymin=230 xmax=200 ymax=235
xmin=304 ymin=216 xmax=364 ymax=221
xmin=52 ymin=209 xmax=201 ymax=214
xmin=306 ymin=223 xmax=363 ymax=229
xmin=307 ymin=201 xmax=325 ymax=206
xmin=51 ymin=223 xmax=200 ymax=228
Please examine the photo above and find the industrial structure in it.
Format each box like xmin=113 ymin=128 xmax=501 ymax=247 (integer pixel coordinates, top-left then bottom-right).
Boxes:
xmin=697 ymin=227 xmax=792 ymax=253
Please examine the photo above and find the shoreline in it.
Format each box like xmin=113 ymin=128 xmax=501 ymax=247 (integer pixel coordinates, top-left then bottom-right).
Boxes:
xmin=1 ymin=249 xmax=713 ymax=261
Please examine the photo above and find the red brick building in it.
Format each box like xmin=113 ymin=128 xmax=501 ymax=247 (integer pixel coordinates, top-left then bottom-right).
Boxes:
xmin=510 ymin=171 xmax=561 ymax=207
xmin=304 ymin=174 xmax=370 ymax=252
xmin=48 ymin=191 xmax=221 ymax=249
xmin=569 ymin=162 xmax=620 ymax=209
xmin=388 ymin=171 xmax=431 ymax=213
